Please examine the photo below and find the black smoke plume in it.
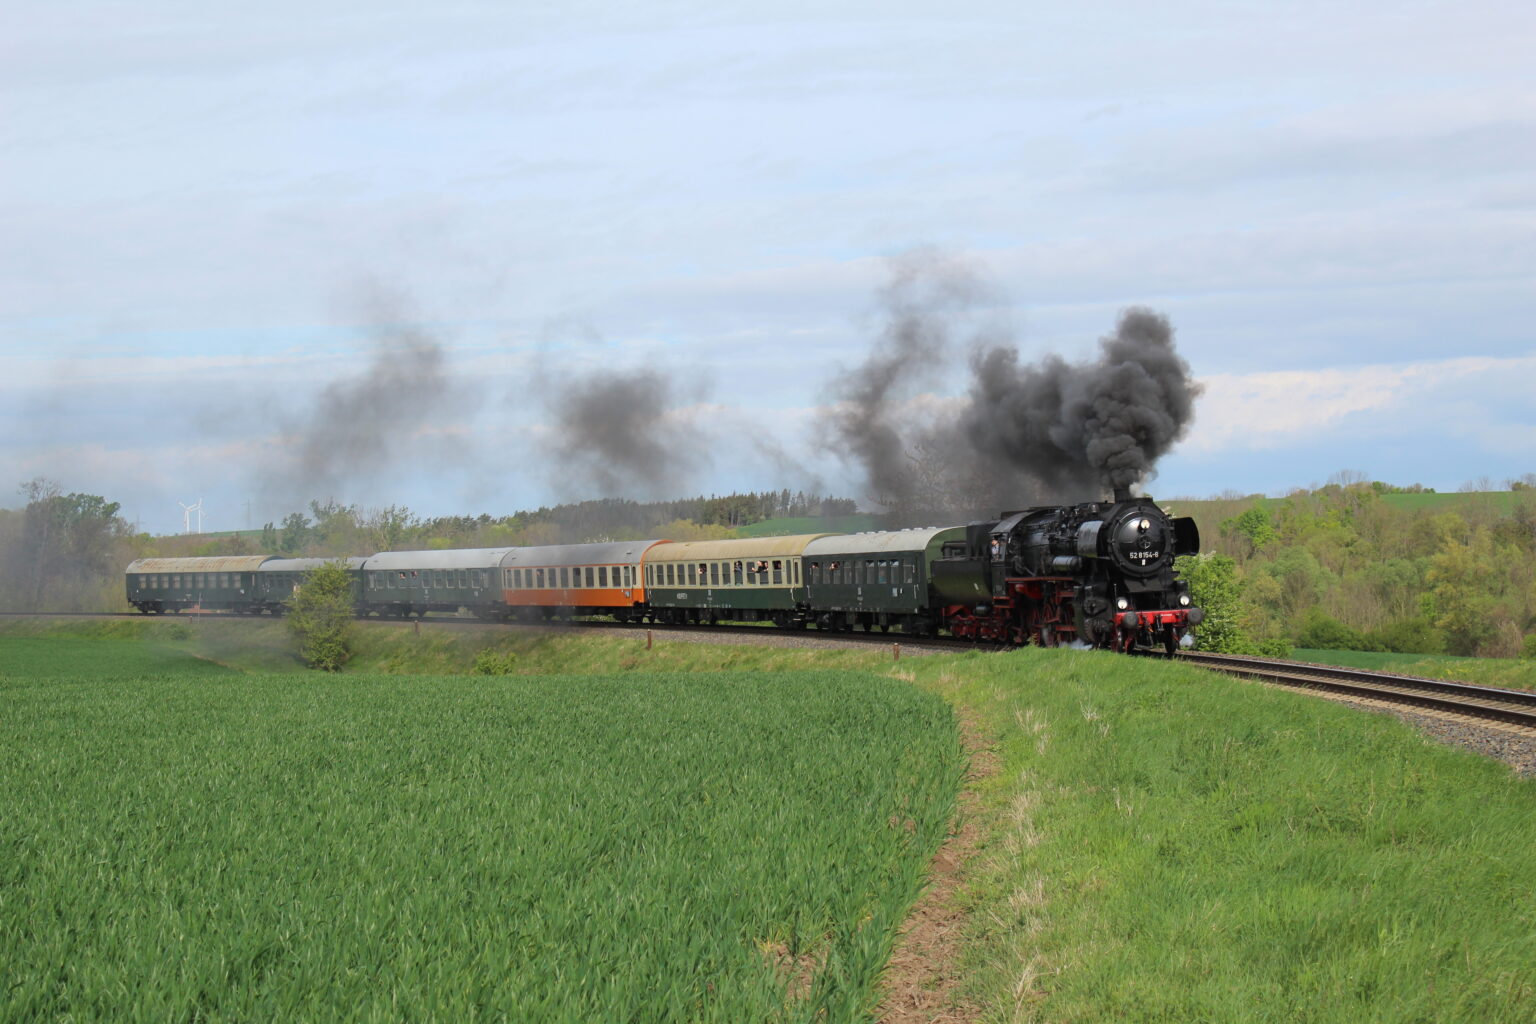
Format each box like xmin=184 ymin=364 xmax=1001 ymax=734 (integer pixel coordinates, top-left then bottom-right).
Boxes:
xmin=546 ymin=369 xmax=707 ymax=499
xmin=963 ymin=308 xmax=1202 ymax=498
xmin=256 ymin=305 xmax=465 ymax=512
xmin=817 ymin=248 xmax=989 ymax=518
xmin=825 ymin=252 xmax=1201 ymax=521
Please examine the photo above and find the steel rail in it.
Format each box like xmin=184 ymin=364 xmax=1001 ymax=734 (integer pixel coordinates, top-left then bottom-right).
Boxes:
xmin=1179 ymin=651 xmax=1536 ymax=730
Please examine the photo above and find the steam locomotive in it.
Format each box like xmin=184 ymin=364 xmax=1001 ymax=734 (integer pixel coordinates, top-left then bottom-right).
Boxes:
xmin=125 ymin=490 xmax=1202 ymax=651
xmin=931 ymin=489 xmax=1202 ymax=651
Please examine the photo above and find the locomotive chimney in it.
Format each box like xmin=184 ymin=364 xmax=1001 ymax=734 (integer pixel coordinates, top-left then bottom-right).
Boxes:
xmin=1113 ymin=485 xmax=1131 ymax=503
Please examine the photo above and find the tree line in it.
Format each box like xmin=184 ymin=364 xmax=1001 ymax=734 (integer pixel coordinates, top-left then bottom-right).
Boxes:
xmin=1177 ymin=475 xmax=1536 ymax=659
xmin=246 ymin=491 xmax=858 ymax=557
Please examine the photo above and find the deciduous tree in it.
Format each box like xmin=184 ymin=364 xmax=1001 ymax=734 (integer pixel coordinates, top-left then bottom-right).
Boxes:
xmin=286 ymin=561 xmax=357 ymax=671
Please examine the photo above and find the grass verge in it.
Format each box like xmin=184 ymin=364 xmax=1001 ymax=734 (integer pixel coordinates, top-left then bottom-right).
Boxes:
xmin=0 ymin=616 xmax=906 ymax=677
xmin=908 ymin=648 xmax=1536 ymax=1022
xmin=1292 ymin=646 xmax=1536 ymax=691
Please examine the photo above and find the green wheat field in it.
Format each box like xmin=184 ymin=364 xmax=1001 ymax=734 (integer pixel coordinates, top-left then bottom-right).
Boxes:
xmin=0 ymin=634 xmax=962 ymax=1022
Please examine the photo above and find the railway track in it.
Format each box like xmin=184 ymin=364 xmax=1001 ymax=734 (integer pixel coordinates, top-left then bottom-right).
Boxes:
xmin=1179 ymin=651 xmax=1536 ymax=731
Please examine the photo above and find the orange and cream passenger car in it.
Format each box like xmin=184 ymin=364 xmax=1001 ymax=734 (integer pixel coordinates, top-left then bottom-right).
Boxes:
xmin=498 ymin=540 xmax=669 ymax=622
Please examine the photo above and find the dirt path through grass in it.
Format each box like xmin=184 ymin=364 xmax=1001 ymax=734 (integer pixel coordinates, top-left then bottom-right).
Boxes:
xmin=877 ymin=709 xmax=1000 ymax=1023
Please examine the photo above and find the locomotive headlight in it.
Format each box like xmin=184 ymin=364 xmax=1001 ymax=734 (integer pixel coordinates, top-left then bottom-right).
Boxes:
xmin=1116 ymin=597 xmax=1130 ymax=610
xmin=1138 ymin=518 xmax=1150 ymax=532
xmin=1179 ymin=594 xmax=1191 ymax=606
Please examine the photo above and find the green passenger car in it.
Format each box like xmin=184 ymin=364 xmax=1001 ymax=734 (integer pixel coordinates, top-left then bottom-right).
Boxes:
xmin=642 ymin=534 xmax=833 ymax=626
xmin=802 ymin=527 xmax=968 ymax=634
xmin=360 ymin=548 xmax=517 ymax=619
xmin=255 ymin=558 xmax=368 ymax=615
xmin=124 ymin=556 xmax=275 ymax=614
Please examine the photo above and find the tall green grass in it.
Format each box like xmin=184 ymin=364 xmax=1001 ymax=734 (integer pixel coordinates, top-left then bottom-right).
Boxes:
xmin=0 ymin=617 xmax=908 ymax=677
xmin=0 ymin=633 xmax=235 ymax=679
xmin=0 ymin=648 xmax=962 ymax=1022
xmin=914 ymin=648 xmax=1536 ymax=1022
xmin=16 ymin=623 xmax=1536 ymax=1021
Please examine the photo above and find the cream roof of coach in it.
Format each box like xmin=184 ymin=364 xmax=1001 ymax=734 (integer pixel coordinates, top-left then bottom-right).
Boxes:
xmin=643 ymin=534 xmax=836 ymax=563
xmin=260 ymin=557 xmax=370 ymax=572
xmin=500 ymin=540 xmax=668 ymax=568
xmin=126 ymin=556 xmax=274 ymax=573
xmin=802 ymin=527 xmax=964 ymax=558
xmin=363 ymin=548 xmax=519 ymax=571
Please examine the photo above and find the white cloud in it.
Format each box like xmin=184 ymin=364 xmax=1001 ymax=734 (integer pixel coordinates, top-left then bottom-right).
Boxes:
xmin=1188 ymin=354 xmax=1536 ymax=454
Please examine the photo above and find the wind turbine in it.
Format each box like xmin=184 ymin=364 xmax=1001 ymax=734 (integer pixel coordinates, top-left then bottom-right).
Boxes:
xmin=178 ymin=499 xmax=204 ymax=535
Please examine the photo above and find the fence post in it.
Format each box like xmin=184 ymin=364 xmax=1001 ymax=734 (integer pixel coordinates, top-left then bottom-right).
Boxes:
xmin=893 ymin=643 xmax=900 ymax=662
xmin=647 ymin=630 xmax=653 ymax=650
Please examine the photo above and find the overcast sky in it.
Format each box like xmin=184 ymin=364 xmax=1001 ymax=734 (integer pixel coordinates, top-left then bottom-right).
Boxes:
xmin=4 ymin=1 xmax=1533 ymax=533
